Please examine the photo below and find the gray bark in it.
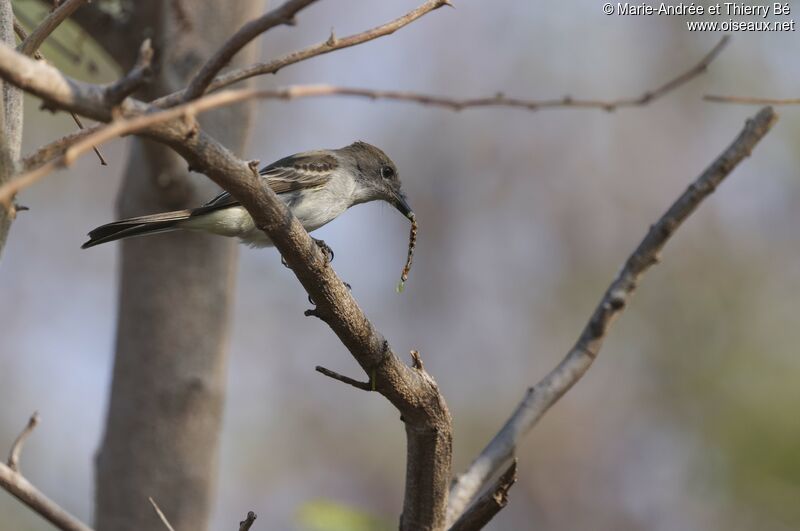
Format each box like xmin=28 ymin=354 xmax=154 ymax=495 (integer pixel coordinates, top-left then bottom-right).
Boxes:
xmin=0 ymin=0 xmax=22 ymax=258
xmin=94 ymin=2 xmax=264 ymax=530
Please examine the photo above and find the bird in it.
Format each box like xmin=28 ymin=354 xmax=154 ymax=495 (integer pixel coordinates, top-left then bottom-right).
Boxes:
xmin=81 ymin=141 xmax=414 ymax=251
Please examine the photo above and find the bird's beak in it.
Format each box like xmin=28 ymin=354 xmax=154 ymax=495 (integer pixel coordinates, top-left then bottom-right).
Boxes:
xmin=393 ymin=193 xmax=414 ymax=220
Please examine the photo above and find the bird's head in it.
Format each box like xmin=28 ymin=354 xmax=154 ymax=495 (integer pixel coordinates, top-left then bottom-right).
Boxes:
xmin=341 ymin=141 xmax=413 ymax=219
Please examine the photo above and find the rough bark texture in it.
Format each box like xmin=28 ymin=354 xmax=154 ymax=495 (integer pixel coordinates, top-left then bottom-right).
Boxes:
xmin=94 ymin=2 xmax=264 ymax=530
xmin=0 ymin=0 xmax=22 ymax=258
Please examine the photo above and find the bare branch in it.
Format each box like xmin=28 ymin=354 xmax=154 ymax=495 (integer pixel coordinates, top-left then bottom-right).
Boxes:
xmin=104 ymin=39 xmax=153 ymax=106
xmin=14 ymin=33 xmax=728 ymax=172
xmin=705 ymin=94 xmax=800 ymax=105
xmin=156 ymin=0 xmax=453 ymax=107
xmin=7 ymin=411 xmax=39 ymax=472
xmin=22 ymin=126 xmax=96 ymax=171
xmin=14 ymin=11 xmax=81 ymax=65
xmin=0 ymin=463 xmax=93 ymax=531
xmin=239 ymin=510 xmax=257 ymax=531
xmin=316 ymin=365 xmax=373 ymax=391
xmin=448 ymin=460 xmax=517 ymax=531
xmin=68 ymin=112 xmax=106 ymax=165
xmin=182 ymin=0 xmax=320 ymax=102
xmin=17 ymin=0 xmax=88 ymax=57
xmin=0 ymin=40 xmax=454 ymax=531
xmin=0 ymin=87 xmax=266 ymax=204
xmin=446 ymin=106 xmax=778 ymax=525
xmin=148 ymin=497 xmax=176 ymax=531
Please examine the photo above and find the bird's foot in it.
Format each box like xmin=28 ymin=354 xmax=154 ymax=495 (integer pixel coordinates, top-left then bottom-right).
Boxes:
xmin=312 ymin=238 xmax=335 ymax=263
xmin=280 ymin=239 xmax=334 ymax=268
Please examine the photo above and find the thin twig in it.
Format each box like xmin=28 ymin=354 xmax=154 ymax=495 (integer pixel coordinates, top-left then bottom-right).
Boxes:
xmin=18 ymin=37 xmax=728 ymax=170
xmin=239 ymin=510 xmax=257 ymax=531
xmin=448 ymin=460 xmax=517 ymax=531
xmin=445 ymin=106 xmax=779 ymax=525
xmin=173 ymin=6 xmax=725 ymax=109
xmin=148 ymin=497 xmax=176 ymax=531
xmin=156 ymin=0 xmax=453 ymax=107
xmin=705 ymin=94 xmax=800 ymax=105
xmin=17 ymin=0 xmax=88 ymax=56
xmin=315 ymin=365 xmax=372 ymax=391
xmin=182 ymin=0 xmax=320 ymax=101
xmin=0 ymin=463 xmax=94 ymax=531
xmin=7 ymin=412 xmax=40 ymax=472
xmin=69 ymin=113 xmax=106 ymax=165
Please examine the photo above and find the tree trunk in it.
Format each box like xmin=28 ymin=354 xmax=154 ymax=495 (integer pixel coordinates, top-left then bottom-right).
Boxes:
xmin=0 ymin=0 xmax=23 ymax=259
xmin=94 ymin=2 xmax=264 ymax=530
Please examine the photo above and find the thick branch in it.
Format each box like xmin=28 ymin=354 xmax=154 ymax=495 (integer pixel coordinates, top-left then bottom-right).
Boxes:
xmin=445 ymin=106 xmax=778 ymax=525
xmin=182 ymin=0 xmax=319 ymax=102
xmin=17 ymin=0 xmax=88 ymax=56
xmin=103 ymin=39 xmax=153 ymax=106
xmin=448 ymin=460 xmax=516 ymax=531
xmin=156 ymin=0 xmax=453 ymax=107
xmin=0 ymin=42 xmax=452 ymax=531
xmin=0 ymin=463 xmax=93 ymax=531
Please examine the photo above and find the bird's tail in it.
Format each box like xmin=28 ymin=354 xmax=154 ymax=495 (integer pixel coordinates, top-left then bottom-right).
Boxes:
xmin=82 ymin=209 xmax=194 ymax=248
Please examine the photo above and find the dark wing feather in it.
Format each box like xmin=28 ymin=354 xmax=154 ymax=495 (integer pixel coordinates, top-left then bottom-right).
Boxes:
xmin=199 ymin=152 xmax=336 ymax=209
xmin=259 ymin=151 xmax=336 ymax=194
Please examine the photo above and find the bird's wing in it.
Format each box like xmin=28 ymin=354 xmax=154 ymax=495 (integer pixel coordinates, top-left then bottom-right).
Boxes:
xmin=260 ymin=151 xmax=336 ymax=194
xmin=199 ymin=152 xmax=336 ymax=209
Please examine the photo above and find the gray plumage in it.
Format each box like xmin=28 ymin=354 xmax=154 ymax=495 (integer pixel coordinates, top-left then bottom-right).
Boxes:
xmin=82 ymin=141 xmax=412 ymax=249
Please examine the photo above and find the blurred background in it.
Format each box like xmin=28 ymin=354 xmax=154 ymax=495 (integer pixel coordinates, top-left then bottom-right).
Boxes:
xmin=2 ymin=1 xmax=799 ymax=529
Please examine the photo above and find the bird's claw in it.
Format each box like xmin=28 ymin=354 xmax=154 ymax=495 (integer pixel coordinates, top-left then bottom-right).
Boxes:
xmin=312 ymin=238 xmax=334 ymax=263
xmin=281 ymin=239 xmax=333 ymax=268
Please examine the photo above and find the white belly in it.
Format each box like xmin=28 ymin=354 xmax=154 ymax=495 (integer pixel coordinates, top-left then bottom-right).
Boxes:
xmin=180 ymin=186 xmax=353 ymax=248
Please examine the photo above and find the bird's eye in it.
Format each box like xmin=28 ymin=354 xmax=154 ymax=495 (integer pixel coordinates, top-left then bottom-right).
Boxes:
xmin=381 ymin=165 xmax=395 ymax=179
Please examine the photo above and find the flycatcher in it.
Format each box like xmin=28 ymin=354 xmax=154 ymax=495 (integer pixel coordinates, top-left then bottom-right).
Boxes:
xmin=82 ymin=141 xmax=413 ymax=249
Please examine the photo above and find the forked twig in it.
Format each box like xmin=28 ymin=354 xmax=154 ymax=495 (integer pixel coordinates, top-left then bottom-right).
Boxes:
xmin=7 ymin=412 xmax=40 ymax=472
xmin=446 ymin=107 xmax=779 ymax=525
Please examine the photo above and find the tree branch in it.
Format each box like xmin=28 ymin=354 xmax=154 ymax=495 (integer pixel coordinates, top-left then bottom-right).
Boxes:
xmin=17 ymin=0 xmax=88 ymax=57
xmin=16 ymin=33 xmax=728 ymax=171
xmin=164 ymin=6 xmax=720 ymax=109
xmin=182 ymin=0 xmax=320 ymax=102
xmin=14 ymin=12 xmax=82 ymax=65
xmin=705 ymin=94 xmax=800 ymax=105
xmin=103 ymin=38 xmax=153 ymax=106
xmin=7 ymin=411 xmax=39 ymax=472
xmin=445 ymin=106 xmax=778 ymax=525
xmin=448 ymin=460 xmax=516 ymax=531
xmin=0 ymin=42 xmax=452 ymax=531
xmin=155 ymin=0 xmax=454 ymax=107
xmin=316 ymin=365 xmax=373 ymax=391
xmin=0 ymin=413 xmax=93 ymax=531
xmin=239 ymin=510 xmax=257 ymax=531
